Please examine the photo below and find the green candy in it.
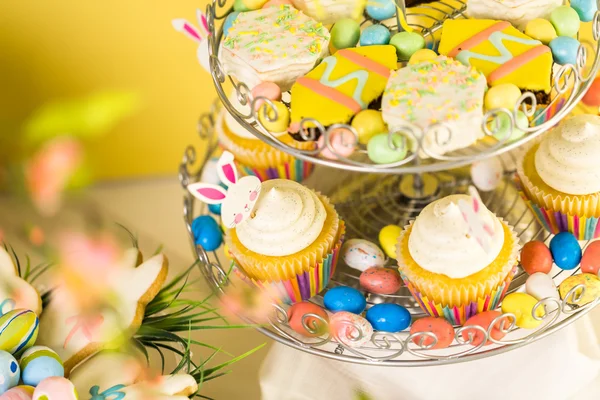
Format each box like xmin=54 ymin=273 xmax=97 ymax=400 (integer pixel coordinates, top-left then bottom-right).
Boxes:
xmin=491 ymin=111 xmax=528 ymax=142
xmin=234 ymin=0 xmax=251 ymax=12
xmin=367 ymin=133 xmax=408 ymax=164
xmin=550 ymin=6 xmax=580 ymax=37
xmin=390 ymin=32 xmax=425 ymax=60
xmin=331 ymin=18 xmax=361 ymax=50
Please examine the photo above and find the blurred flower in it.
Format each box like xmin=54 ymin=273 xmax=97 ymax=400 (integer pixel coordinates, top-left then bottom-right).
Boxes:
xmin=219 ymin=281 xmax=276 ymax=324
xmin=27 ymin=225 xmax=45 ymax=246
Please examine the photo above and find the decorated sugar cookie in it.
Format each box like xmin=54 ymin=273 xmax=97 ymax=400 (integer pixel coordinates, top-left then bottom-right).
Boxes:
xmin=0 ymin=248 xmax=42 ymax=316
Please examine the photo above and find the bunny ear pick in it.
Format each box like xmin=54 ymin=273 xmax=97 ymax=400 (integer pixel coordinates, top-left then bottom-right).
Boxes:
xmin=172 ymin=16 xmax=211 ymax=73
xmin=172 ymin=18 xmax=203 ymax=42
xmin=458 ymin=186 xmax=495 ymax=253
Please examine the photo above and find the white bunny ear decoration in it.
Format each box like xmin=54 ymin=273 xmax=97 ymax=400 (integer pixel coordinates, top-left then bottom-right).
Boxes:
xmin=457 ymin=186 xmax=495 ymax=253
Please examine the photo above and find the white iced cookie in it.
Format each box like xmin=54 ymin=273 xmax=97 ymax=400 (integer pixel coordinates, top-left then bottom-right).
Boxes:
xmin=466 ymin=0 xmax=562 ymax=29
xmin=0 ymin=247 xmax=42 ymax=315
xmin=37 ymin=249 xmax=168 ymax=375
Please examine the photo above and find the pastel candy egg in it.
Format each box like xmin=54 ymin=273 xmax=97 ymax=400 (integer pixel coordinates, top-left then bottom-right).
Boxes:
xmin=501 ymin=292 xmax=544 ymax=329
xmin=484 ymin=83 xmax=522 ymax=111
xmin=317 ymin=128 xmax=356 ymax=160
xmin=208 ymin=203 xmax=222 ymax=215
xmin=490 ymin=111 xmax=528 ymax=142
xmin=582 ymin=77 xmax=600 ymax=106
xmin=251 ymin=82 xmax=282 ymax=111
xmin=341 ymin=239 xmax=386 ymax=272
xmin=32 ymin=377 xmax=78 ymax=400
xmin=330 ymin=19 xmax=361 ymax=50
xmin=524 ymin=18 xmax=557 ymax=44
xmin=288 ymin=302 xmax=329 ymax=337
xmin=410 ymin=317 xmax=455 ymax=349
xmin=559 ymin=273 xmax=600 ymax=306
xmin=257 ymin=101 xmax=290 ymax=133
xmin=582 ymin=241 xmax=600 ymax=275
xmin=408 ymin=48 xmax=438 ymax=65
xmin=550 ymin=232 xmax=582 ymax=270
xmin=233 ymin=0 xmax=251 ymax=11
xmin=0 ymin=351 xmax=20 ymax=394
xmin=550 ymin=5 xmax=581 ymax=37
xmin=351 ymin=110 xmax=386 ymax=145
xmin=520 ymin=240 xmax=553 ymax=275
xmin=323 ymin=286 xmax=366 ymax=314
xmin=329 ymin=312 xmax=373 ymax=347
xmin=571 ymin=0 xmax=598 ymax=21
xmin=525 ymin=272 xmax=559 ymax=302
xmin=379 ymin=225 xmax=402 ymax=259
xmin=470 ymin=157 xmax=503 ymax=192
xmin=360 ymin=25 xmax=391 ymax=46
xmin=0 ymin=310 xmax=39 ymax=355
xmin=367 ymin=133 xmax=408 ymax=164
xmin=242 ymin=0 xmax=269 ymax=10
xmin=19 ymin=346 xmax=64 ymax=387
xmin=550 ymin=36 xmax=581 ymax=65
xmin=461 ymin=310 xmax=507 ymax=346
xmin=223 ymin=12 xmax=240 ymax=37
xmin=359 ymin=267 xmax=402 ymax=295
xmin=366 ymin=0 xmax=397 ymax=21
xmin=365 ymin=303 xmax=411 ymax=332
xmin=262 ymin=0 xmax=292 ymax=6
xmin=390 ymin=32 xmax=425 ymax=60
xmin=2 ymin=386 xmax=34 ymax=400
xmin=191 ymin=215 xmax=223 ymax=251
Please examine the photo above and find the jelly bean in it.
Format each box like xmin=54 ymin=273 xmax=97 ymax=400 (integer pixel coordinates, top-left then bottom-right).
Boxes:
xmin=288 ymin=302 xmax=329 ymax=337
xmin=408 ymin=48 xmax=438 ymax=65
xmin=223 ymin=12 xmax=240 ymax=37
xmin=525 ymin=272 xmax=559 ymax=301
xmin=191 ymin=215 xmax=223 ymax=251
xmin=550 ymin=6 xmax=580 ymax=37
xmin=317 ymin=128 xmax=356 ymax=160
xmin=520 ymin=240 xmax=553 ymax=275
xmin=559 ymin=273 xmax=600 ymax=306
xmin=360 ymin=24 xmax=391 ymax=46
xmin=581 ymin=241 xmax=600 ymax=275
xmin=342 ymin=239 xmax=386 ymax=271
xmin=251 ymin=82 xmax=282 ymax=111
xmin=367 ymin=133 xmax=408 ymax=164
xmin=257 ymin=101 xmax=290 ymax=133
xmin=323 ymin=286 xmax=366 ymax=314
xmin=501 ymin=292 xmax=544 ymax=329
xmin=359 ymin=267 xmax=402 ymax=295
xmin=470 ymin=157 xmax=503 ymax=192
xmin=366 ymin=0 xmax=397 ymax=21
xmin=524 ymin=18 xmax=557 ymax=44
xmin=461 ymin=311 xmax=507 ymax=346
xmin=582 ymin=77 xmax=600 ymax=106
xmin=351 ymin=110 xmax=387 ymax=145
xmin=410 ymin=317 xmax=455 ymax=349
xmin=549 ymin=232 xmax=582 ymax=270
xmin=550 ymin=36 xmax=581 ymax=65
xmin=379 ymin=225 xmax=402 ymax=259
xmin=571 ymin=0 xmax=598 ymax=22
xmin=331 ymin=19 xmax=361 ymax=50
xmin=484 ymin=83 xmax=522 ymax=111
xmin=366 ymin=303 xmax=411 ymax=332
xmin=390 ymin=32 xmax=425 ymax=60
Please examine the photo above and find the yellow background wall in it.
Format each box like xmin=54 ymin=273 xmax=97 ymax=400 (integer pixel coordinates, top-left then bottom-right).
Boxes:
xmin=0 ymin=0 xmax=214 ymax=180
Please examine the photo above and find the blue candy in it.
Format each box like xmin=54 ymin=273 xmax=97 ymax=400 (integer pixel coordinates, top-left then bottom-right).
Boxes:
xmin=208 ymin=203 xmax=222 ymax=215
xmin=223 ymin=12 xmax=240 ymax=37
xmin=549 ymin=36 xmax=581 ymax=65
xmin=191 ymin=215 xmax=223 ymax=251
xmin=571 ymin=0 xmax=597 ymax=22
xmin=323 ymin=286 xmax=366 ymax=314
xmin=360 ymin=24 xmax=391 ymax=46
xmin=365 ymin=303 xmax=411 ymax=332
xmin=0 ymin=350 xmax=19 ymax=394
xmin=550 ymin=232 xmax=582 ymax=270
xmin=366 ymin=0 xmax=397 ymax=21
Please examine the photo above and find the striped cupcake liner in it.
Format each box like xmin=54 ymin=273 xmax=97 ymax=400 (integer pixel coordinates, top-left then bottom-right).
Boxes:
xmin=235 ymin=159 xmax=315 ymax=183
xmin=531 ymin=97 xmax=566 ymax=127
xmin=400 ymin=266 xmax=518 ymax=326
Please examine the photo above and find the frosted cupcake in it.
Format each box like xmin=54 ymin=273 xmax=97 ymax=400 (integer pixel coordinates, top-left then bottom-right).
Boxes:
xmin=517 ymin=115 xmax=600 ymax=239
xmin=397 ymin=190 xmax=519 ymax=325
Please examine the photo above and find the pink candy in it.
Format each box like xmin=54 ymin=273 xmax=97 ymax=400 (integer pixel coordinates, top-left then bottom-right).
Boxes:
xmin=317 ymin=128 xmax=356 ymax=159
xmin=251 ymin=82 xmax=282 ymax=111
xmin=262 ymin=0 xmax=293 ymax=7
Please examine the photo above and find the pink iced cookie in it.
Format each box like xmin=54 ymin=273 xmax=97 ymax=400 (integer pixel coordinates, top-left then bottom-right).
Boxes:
xmin=262 ymin=0 xmax=293 ymax=7
xmin=251 ymin=82 xmax=282 ymax=111
xmin=2 ymin=386 xmax=34 ymax=400
xmin=32 ymin=377 xmax=78 ymax=400
xmin=317 ymin=128 xmax=356 ymax=160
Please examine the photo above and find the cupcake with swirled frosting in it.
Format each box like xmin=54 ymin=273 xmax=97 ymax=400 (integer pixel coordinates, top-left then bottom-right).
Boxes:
xmin=396 ymin=194 xmax=519 ymax=325
xmin=227 ymin=179 xmax=345 ymax=303
xmin=517 ymin=115 xmax=600 ymax=239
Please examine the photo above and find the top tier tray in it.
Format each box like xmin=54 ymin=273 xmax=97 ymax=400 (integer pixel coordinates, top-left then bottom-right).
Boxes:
xmin=205 ymin=0 xmax=600 ymax=174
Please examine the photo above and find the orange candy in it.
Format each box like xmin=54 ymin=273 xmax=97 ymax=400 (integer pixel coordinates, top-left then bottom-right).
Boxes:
xmin=288 ymin=302 xmax=329 ymax=337
xmin=461 ymin=310 xmax=508 ymax=347
xmin=582 ymin=77 xmax=600 ymax=106
xmin=520 ymin=240 xmax=553 ymax=275
xmin=410 ymin=317 xmax=455 ymax=349
xmin=581 ymin=241 xmax=600 ymax=275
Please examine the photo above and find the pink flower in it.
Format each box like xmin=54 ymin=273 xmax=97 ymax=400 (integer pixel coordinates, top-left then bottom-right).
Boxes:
xmin=219 ymin=282 xmax=276 ymax=324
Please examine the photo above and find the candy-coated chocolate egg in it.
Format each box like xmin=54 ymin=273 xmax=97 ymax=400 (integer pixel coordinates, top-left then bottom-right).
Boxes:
xmin=379 ymin=225 xmax=402 ymax=259
xmin=359 ymin=267 xmax=402 ymax=295
xmin=0 ymin=310 xmax=38 ymax=355
xmin=390 ymin=32 xmax=425 ymax=60
xmin=32 ymin=377 xmax=78 ymax=400
xmin=351 ymin=110 xmax=386 ymax=145
xmin=223 ymin=12 xmax=240 ymax=37
xmin=525 ymin=272 xmax=559 ymax=302
xmin=330 ymin=19 xmax=361 ymax=50
xmin=360 ymin=24 xmax=391 ymax=46
xmin=524 ymin=18 xmax=557 ymax=44
xmin=208 ymin=203 xmax=222 ymax=215
xmin=582 ymin=241 xmax=600 ymax=275
xmin=329 ymin=312 xmax=373 ymax=347
xmin=470 ymin=157 xmax=503 ymax=192
xmin=251 ymin=82 xmax=282 ymax=111
xmin=288 ymin=302 xmax=329 ymax=337
xmin=365 ymin=303 xmax=411 ymax=332
xmin=2 ymin=386 xmax=34 ymax=400
xmin=19 ymin=346 xmax=64 ymax=387
xmin=191 ymin=215 xmax=223 ymax=251
xmin=0 ymin=351 xmax=20 ymax=394
xmin=520 ymin=240 xmax=553 ymax=275
xmin=366 ymin=0 xmax=397 ymax=20
xmin=408 ymin=49 xmax=438 ymax=65
xmin=317 ymin=128 xmax=356 ymax=160
xmin=243 ymin=0 xmax=269 ymax=10
xmin=410 ymin=317 xmax=455 ymax=349
xmin=484 ymin=83 xmax=522 ymax=111
xmin=341 ymin=239 xmax=386 ymax=272
xmin=367 ymin=133 xmax=408 ymax=164
xmin=501 ymin=292 xmax=544 ymax=329
xmin=550 ymin=5 xmax=581 ymax=37
xmin=582 ymin=77 xmax=600 ymax=106
xmin=323 ymin=286 xmax=366 ymax=314
xmin=550 ymin=36 xmax=581 ymax=65
xmin=262 ymin=0 xmax=292 ymax=6
xmin=550 ymin=232 xmax=582 ymax=270
xmin=233 ymin=0 xmax=251 ymax=12
xmin=559 ymin=273 xmax=600 ymax=306
xmin=257 ymin=101 xmax=290 ymax=133
xmin=490 ymin=111 xmax=528 ymax=142
xmin=461 ymin=310 xmax=507 ymax=346
xmin=571 ymin=0 xmax=598 ymax=21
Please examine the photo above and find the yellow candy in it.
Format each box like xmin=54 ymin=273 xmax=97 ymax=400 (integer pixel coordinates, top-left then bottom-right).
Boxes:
xmin=243 ymin=0 xmax=269 ymax=10
xmin=379 ymin=225 xmax=402 ymax=259
xmin=559 ymin=274 xmax=600 ymax=306
xmin=408 ymin=49 xmax=438 ymax=65
xmin=351 ymin=110 xmax=387 ymax=145
xmin=501 ymin=293 xmax=545 ymax=329
xmin=525 ymin=18 xmax=557 ymax=45
xmin=258 ymin=101 xmax=290 ymax=133
xmin=484 ymin=83 xmax=522 ymax=111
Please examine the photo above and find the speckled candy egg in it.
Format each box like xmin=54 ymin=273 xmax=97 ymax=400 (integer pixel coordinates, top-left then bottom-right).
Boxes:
xmin=461 ymin=311 xmax=507 ymax=346
xmin=351 ymin=110 xmax=386 ymax=145
xmin=484 ymin=83 xmax=522 ymax=111
xmin=251 ymin=81 xmax=282 ymax=111
xmin=470 ymin=157 xmax=503 ymax=192
xmin=366 ymin=0 xmax=397 ymax=21
xmin=329 ymin=311 xmax=373 ymax=347
xmin=32 ymin=377 xmax=78 ymax=400
xmin=549 ymin=5 xmax=580 ymax=37
xmin=390 ymin=32 xmax=425 ymax=60
xmin=330 ymin=19 xmax=361 ymax=50
xmin=549 ymin=36 xmax=581 ymax=65
xmin=525 ymin=272 xmax=559 ymax=302
xmin=520 ymin=240 xmax=553 ymax=275
xmin=379 ymin=225 xmax=402 ymax=259
xmin=367 ymin=133 xmax=407 ymax=164
xmin=524 ymin=18 xmax=557 ymax=44
xmin=341 ymin=239 xmax=386 ymax=272
xmin=2 ymin=386 xmax=34 ymax=400
xmin=223 ymin=12 xmax=240 ymax=37
xmin=410 ymin=317 xmax=455 ymax=349
xmin=0 ymin=310 xmax=39 ymax=355
xmin=317 ymin=128 xmax=356 ymax=160
xmin=0 ymin=351 xmax=20 ymax=394
xmin=559 ymin=273 xmax=600 ymax=306
xmin=360 ymin=25 xmax=391 ymax=46
xmin=323 ymin=286 xmax=366 ymax=314
xmin=571 ymin=0 xmax=598 ymax=21
xmin=191 ymin=215 xmax=223 ymax=251
xmin=288 ymin=302 xmax=329 ymax=337
xmin=501 ymin=292 xmax=544 ymax=329
xmin=550 ymin=232 xmax=582 ymax=270
xmin=365 ymin=303 xmax=411 ymax=332
xmin=359 ymin=267 xmax=401 ymax=295
xmin=581 ymin=241 xmax=600 ymax=275
xmin=19 ymin=347 xmax=64 ymax=387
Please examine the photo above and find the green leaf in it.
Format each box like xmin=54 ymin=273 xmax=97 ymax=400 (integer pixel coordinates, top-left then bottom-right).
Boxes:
xmin=199 ymin=343 xmax=266 ymax=378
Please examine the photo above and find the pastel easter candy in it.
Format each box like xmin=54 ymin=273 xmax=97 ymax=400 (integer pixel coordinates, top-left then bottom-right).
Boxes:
xmin=208 ymin=203 xmax=221 ymax=215
xmin=549 ymin=232 xmax=582 ymax=270
xmin=2 ymin=386 xmax=34 ymax=400
xmin=0 ymin=351 xmax=20 ymax=394
xmin=330 ymin=19 xmax=361 ymax=51
xmin=490 ymin=111 xmax=528 ymax=142
xmin=323 ymin=286 xmax=366 ymax=314
xmin=366 ymin=0 xmax=396 ymax=21
xmin=365 ymin=303 xmax=411 ymax=332
xmin=582 ymin=241 xmax=600 ymax=275
xmin=19 ymin=346 xmax=64 ymax=387
xmin=390 ymin=32 xmax=425 ymax=60
xmin=582 ymin=77 xmax=600 ymax=106
xmin=288 ymin=302 xmax=329 ymax=337
xmin=329 ymin=311 xmax=373 ymax=348
xmin=359 ymin=267 xmax=402 ymax=295
xmin=550 ymin=6 xmax=581 ymax=37
xmin=559 ymin=273 xmax=600 ymax=306
xmin=484 ymin=83 xmax=522 ymax=111
xmin=251 ymin=82 xmax=282 ymax=111
xmin=257 ymin=101 xmax=290 ymax=133
xmin=410 ymin=317 xmax=454 ymax=349
xmin=317 ymin=128 xmax=356 ymax=160
xmin=461 ymin=310 xmax=507 ymax=346
xmin=520 ymin=240 xmax=553 ymax=275
xmin=223 ymin=12 xmax=240 ymax=37
xmin=351 ymin=110 xmax=387 ymax=145
xmin=524 ymin=18 xmax=557 ymax=44
xmin=367 ymin=133 xmax=408 ymax=164
xmin=0 ymin=310 xmax=39 ymax=355
xmin=525 ymin=272 xmax=559 ymax=302
xmin=550 ymin=36 xmax=581 ymax=65
xmin=233 ymin=0 xmax=251 ymax=11
xmin=32 ymin=377 xmax=78 ymax=400
xmin=408 ymin=48 xmax=438 ymax=65
xmin=379 ymin=225 xmax=402 ymax=259
xmin=501 ymin=292 xmax=544 ymax=329
xmin=571 ymin=0 xmax=598 ymax=21
xmin=341 ymin=239 xmax=386 ymax=272
xmin=360 ymin=25 xmax=391 ymax=46
xmin=191 ymin=215 xmax=223 ymax=251
xmin=470 ymin=157 xmax=503 ymax=192
xmin=242 ymin=0 xmax=269 ymax=10
xmin=262 ymin=0 xmax=293 ymax=6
